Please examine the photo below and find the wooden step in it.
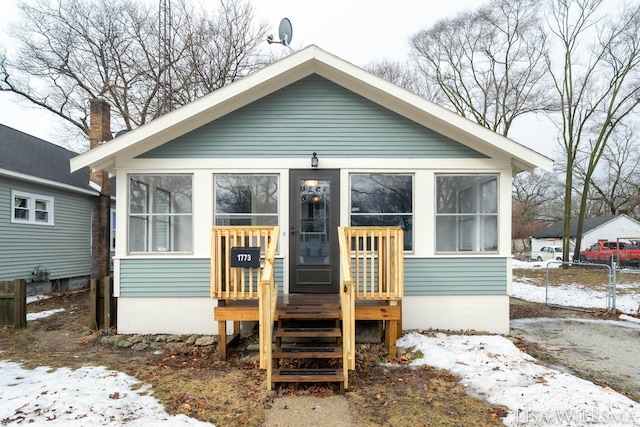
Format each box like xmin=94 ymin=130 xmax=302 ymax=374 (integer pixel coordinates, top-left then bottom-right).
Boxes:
xmin=273 ymin=346 xmax=343 ymax=359
xmin=271 ymin=368 xmax=344 ymax=383
xmin=276 ymin=327 xmax=341 ymax=338
xmin=276 ymin=308 xmax=340 ymax=320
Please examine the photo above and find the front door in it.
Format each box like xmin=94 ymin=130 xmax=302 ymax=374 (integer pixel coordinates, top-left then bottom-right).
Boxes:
xmin=289 ymin=169 xmax=340 ymax=293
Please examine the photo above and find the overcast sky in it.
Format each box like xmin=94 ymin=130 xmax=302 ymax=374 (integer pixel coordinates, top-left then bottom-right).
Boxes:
xmin=0 ymin=0 xmax=564 ymax=156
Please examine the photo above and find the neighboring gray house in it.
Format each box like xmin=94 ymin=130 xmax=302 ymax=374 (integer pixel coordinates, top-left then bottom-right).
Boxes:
xmin=531 ymin=214 xmax=640 ymax=254
xmin=0 ymin=124 xmax=98 ymax=292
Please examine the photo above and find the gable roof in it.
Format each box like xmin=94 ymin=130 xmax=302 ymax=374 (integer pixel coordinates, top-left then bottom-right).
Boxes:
xmin=531 ymin=215 xmax=638 ymax=239
xmin=0 ymin=124 xmax=95 ymax=194
xmin=70 ymin=45 xmax=553 ymax=174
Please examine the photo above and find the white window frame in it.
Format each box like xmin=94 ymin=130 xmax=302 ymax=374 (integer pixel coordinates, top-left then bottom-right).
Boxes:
xmin=11 ymin=190 xmax=54 ymax=225
xmin=110 ymin=208 xmax=116 ymax=252
xmin=213 ymin=174 xmax=279 ymax=227
xmin=128 ymin=174 xmax=193 ymax=254
xmin=435 ymin=174 xmax=499 ymax=253
xmin=349 ymin=173 xmax=414 ymax=252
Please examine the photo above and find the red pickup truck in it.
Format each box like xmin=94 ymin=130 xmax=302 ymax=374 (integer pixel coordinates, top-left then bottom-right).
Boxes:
xmin=578 ymin=241 xmax=640 ymax=267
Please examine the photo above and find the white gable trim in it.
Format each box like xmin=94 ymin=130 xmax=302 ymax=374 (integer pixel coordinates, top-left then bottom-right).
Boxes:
xmin=0 ymin=167 xmax=99 ymax=196
xmin=71 ymin=46 xmax=553 ymax=174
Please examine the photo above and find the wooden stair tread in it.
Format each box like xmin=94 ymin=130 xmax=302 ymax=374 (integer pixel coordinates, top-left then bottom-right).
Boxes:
xmin=272 ymin=368 xmax=344 ymax=383
xmin=276 ymin=309 xmax=340 ymax=319
xmin=273 ymin=346 xmax=343 ymax=359
xmin=276 ymin=327 xmax=341 ymax=338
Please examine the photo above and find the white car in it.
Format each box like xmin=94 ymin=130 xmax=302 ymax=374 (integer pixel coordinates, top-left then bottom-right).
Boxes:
xmin=536 ymin=246 xmax=564 ymax=261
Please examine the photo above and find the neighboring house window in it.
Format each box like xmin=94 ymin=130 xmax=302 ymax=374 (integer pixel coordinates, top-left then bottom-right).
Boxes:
xmin=214 ymin=175 xmax=279 ymax=226
xmin=110 ymin=208 xmax=116 ymax=252
xmin=350 ymin=174 xmax=413 ymax=251
xmin=128 ymin=175 xmax=192 ymax=253
xmin=436 ymin=174 xmax=498 ymax=252
xmin=11 ymin=190 xmax=54 ymax=225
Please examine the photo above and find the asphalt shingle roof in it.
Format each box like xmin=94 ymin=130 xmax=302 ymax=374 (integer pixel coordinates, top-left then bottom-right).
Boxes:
xmin=531 ymin=215 xmax=621 ymax=238
xmin=0 ymin=124 xmax=93 ymax=191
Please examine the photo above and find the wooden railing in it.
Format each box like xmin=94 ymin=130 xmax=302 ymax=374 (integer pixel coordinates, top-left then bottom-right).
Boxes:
xmin=343 ymin=226 xmax=404 ymax=300
xmin=338 ymin=226 xmax=405 ymax=372
xmin=211 ymin=226 xmax=279 ymax=300
xmin=210 ymin=225 xmax=280 ymax=369
xmin=337 ymin=227 xmax=356 ymax=374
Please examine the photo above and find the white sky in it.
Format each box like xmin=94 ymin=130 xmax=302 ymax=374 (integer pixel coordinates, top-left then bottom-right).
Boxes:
xmin=0 ymin=0 xmax=583 ymax=158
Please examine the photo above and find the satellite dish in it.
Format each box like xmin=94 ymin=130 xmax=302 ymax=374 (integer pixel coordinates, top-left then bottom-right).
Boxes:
xmin=279 ymin=18 xmax=292 ymax=46
xmin=267 ymin=18 xmax=293 ymax=48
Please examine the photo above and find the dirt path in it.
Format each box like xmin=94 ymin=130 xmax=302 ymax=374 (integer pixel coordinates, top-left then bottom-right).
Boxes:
xmin=510 ymin=317 xmax=640 ymax=401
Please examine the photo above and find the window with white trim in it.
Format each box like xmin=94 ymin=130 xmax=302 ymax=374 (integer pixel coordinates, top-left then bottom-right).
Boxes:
xmin=436 ymin=174 xmax=498 ymax=252
xmin=350 ymin=174 xmax=413 ymax=251
xmin=11 ymin=191 xmax=54 ymax=225
xmin=110 ymin=208 xmax=116 ymax=252
xmin=214 ymin=175 xmax=279 ymax=226
xmin=128 ymin=174 xmax=192 ymax=253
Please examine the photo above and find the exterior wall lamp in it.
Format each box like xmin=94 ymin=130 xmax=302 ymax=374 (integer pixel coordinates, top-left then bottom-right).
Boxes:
xmin=311 ymin=152 xmax=318 ymax=168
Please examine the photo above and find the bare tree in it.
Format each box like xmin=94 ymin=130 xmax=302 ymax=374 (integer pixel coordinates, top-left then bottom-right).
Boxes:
xmin=572 ymin=123 xmax=640 ymax=219
xmin=546 ymin=0 xmax=640 ymax=260
xmin=409 ymin=0 xmax=551 ymax=136
xmin=0 ymin=0 xmax=269 ymax=150
xmin=512 ymin=170 xmax=563 ymax=251
xmin=364 ymin=60 xmax=422 ymax=95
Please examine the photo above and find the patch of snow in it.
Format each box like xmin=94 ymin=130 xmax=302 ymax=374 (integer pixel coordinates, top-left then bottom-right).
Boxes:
xmin=26 ymin=295 xmax=50 ymax=304
xmin=26 ymin=308 xmax=65 ymax=321
xmin=512 ymin=280 xmax=640 ymax=315
xmin=398 ymin=332 xmax=640 ymax=426
xmin=0 ymin=361 xmax=214 ymax=426
xmin=620 ymin=314 xmax=640 ymax=324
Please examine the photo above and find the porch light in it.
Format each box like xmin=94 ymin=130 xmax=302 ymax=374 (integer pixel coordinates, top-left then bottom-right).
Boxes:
xmin=311 ymin=152 xmax=318 ymax=168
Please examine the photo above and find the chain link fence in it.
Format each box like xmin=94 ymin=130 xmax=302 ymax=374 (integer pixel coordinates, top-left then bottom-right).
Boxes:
xmin=545 ymin=261 xmax=613 ymax=312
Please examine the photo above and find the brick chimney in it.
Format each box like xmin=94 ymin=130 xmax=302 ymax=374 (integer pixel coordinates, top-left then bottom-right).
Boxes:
xmin=89 ymin=98 xmax=113 ymax=279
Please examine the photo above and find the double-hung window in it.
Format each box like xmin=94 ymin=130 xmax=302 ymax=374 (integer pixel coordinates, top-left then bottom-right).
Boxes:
xmin=128 ymin=174 xmax=193 ymax=253
xmin=350 ymin=174 xmax=413 ymax=251
xmin=436 ymin=174 xmax=498 ymax=252
xmin=11 ymin=190 xmax=54 ymax=225
xmin=214 ymin=175 xmax=279 ymax=226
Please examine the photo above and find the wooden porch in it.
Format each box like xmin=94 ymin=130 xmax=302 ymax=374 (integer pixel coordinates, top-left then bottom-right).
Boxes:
xmin=211 ymin=226 xmax=404 ymax=391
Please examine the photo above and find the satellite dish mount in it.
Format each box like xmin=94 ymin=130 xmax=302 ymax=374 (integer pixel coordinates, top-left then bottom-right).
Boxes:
xmin=267 ymin=18 xmax=293 ymax=50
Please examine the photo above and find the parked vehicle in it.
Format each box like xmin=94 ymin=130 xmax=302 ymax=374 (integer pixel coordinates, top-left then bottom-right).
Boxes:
xmin=578 ymin=241 xmax=640 ymax=267
xmin=535 ymin=246 xmax=564 ymax=261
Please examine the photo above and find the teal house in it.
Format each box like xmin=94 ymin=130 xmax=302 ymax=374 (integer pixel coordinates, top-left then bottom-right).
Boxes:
xmin=71 ymin=46 xmax=552 ymax=336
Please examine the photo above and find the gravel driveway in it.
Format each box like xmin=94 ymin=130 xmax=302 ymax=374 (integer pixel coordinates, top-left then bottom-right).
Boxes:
xmin=510 ymin=317 xmax=640 ymax=400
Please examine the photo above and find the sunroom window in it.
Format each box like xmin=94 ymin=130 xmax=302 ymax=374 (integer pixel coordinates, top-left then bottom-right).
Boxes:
xmin=350 ymin=174 xmax=413 ymax=251
xmin=214 ymin=175 xmax=278 ymax=226
xmin=436 ymin=174 xmax=498 ymax=252
xmin=128 ymin=175 xmax=192 ymax=253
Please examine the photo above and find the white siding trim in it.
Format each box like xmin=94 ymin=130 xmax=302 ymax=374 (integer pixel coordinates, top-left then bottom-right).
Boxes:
xmin=117 ymin=297 xmax=218 ymax=335
xmin=402 ymin=295 xmax=509 ymax=334
xmin=0 ymin=168 xmax=98 ymax=196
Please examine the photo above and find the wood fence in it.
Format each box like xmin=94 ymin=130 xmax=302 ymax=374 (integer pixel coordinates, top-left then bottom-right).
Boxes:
xmin=0 ymin=279 xmax=27 ymax=328
xmin=89 ymin=276 xmax=117 ymax=330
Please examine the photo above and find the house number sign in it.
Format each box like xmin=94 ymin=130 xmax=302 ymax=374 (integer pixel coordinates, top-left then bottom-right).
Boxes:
xmin=230 ymin=247 xmax=261 ymax=268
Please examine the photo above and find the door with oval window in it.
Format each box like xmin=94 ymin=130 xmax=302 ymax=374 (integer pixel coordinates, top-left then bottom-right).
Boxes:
xmin=289 ymin=169 xmax=339 ymax=293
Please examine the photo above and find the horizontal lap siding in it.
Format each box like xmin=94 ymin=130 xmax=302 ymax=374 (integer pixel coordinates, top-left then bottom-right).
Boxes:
xmin=404 ymin=258 xmax=507 ymax=296
xmin=0 ymin=178 xmax=92 ymax=281
xmin=119 ymin=258 xmax=285 ymax=297
xmin=140 ymin=75 xmax=485 ymax=159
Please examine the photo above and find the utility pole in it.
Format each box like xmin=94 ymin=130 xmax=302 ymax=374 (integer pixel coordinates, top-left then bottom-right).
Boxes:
xmin=158 ymin=0 xmax=172 ymax=117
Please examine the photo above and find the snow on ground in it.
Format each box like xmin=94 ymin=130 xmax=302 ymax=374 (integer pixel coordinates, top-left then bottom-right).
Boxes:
xmin=398 ymin=332 xmax=640 ymax=427
xmin=26 ymin=308 xmax=65 ymax=321
xmin=0 ymin=361 xmax=213 ymax=426
xmin=513 ymin=259 xmax=640 ymax=315
xmin=2 ymin=270 xmax=638 ymax=426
